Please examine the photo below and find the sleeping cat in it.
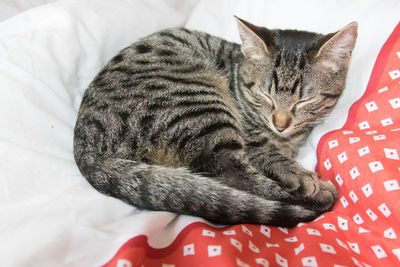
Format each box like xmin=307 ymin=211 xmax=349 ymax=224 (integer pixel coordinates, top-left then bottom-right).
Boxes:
xmin=73 ymin=17 xmax=357 ymax=227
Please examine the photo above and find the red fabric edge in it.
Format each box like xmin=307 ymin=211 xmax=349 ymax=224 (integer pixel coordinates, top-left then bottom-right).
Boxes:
xmin=102 ymin=222 xmax=219 ymax=265
xmin=316 ymin=22 xmax=400 ymax=174
xmin=103 ymin=22 xmax=400 ymax=266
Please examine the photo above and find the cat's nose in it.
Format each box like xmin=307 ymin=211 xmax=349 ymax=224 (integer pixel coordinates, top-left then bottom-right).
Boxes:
xmin=272 ymin=112 xmax=292 ymax=132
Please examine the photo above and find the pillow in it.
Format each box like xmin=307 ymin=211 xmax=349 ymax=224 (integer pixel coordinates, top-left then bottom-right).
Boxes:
xmin=0 ymin=0 xmax=56 ymax=22
xmin=0 ymin=0 xmax=196 ymax=265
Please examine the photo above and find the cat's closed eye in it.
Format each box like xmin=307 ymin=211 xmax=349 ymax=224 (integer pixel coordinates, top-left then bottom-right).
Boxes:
xmin=259 ymin=91 xmax=275 ymax=108
xmin=290 ymin=98 xmax=317 ymax=114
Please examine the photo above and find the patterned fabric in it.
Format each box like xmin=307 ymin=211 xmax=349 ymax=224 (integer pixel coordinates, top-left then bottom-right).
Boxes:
xmin=104 ymin=22 xmax=400 ymax=267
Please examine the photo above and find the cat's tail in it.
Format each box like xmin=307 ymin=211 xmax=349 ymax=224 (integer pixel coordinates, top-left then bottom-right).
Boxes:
xmin=76 ymin=155 xmax=319 ymax=227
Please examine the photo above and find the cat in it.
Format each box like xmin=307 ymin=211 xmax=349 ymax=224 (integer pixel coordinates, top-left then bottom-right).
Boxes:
xmin=74 ymin=16 xmax=357 ymax=227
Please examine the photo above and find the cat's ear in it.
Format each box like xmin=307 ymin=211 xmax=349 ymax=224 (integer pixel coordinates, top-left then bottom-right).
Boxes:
xmin=234 ymin=16 xmax=272 ymax=59
xmin=314 ymin=22 xmax=358 ymax=71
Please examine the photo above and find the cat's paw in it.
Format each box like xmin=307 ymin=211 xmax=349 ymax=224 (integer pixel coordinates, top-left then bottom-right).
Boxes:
xmin=307 ymin=180 xmax=339 ymax=212
xmin=296 ymin=170 xmax=321 ymax=197
xmin=273 ymin=164 xmax=320 ymax=198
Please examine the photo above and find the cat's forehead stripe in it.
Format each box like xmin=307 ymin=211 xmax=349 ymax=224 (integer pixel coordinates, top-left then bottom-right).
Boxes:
xmin=274 ymin=52 xmax=281 ymax=67
xmin=299 ymin=54 xmax=306 ymax=69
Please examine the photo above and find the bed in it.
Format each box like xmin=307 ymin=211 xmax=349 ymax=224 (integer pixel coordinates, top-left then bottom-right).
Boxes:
xmin=0 ymin=0 xmax=399 ymax=266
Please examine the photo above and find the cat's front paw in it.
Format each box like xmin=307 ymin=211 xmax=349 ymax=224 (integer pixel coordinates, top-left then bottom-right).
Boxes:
xmin=296 ymin=170 xmax=321 ymax=197
xmin=271 ymin=164 xmax=320 ymax=198
xmin=313 ymin=180 xmax=339 ymax=211
xmin=305 ymin=180 xmax=339 ymax=212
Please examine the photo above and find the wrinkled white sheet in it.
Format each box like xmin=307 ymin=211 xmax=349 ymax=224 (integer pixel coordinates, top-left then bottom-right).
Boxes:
xmin=0 ymin=0 xmax=200 ymax=266
xmin=0 ymin=0 xmax=57 ymax=22
xmin=0 ymin=0 xmax=398 ymax=266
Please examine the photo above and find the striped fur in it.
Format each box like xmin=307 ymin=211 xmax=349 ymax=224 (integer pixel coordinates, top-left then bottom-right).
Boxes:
xmin=74 ymin=18 xmax=357 ymax=227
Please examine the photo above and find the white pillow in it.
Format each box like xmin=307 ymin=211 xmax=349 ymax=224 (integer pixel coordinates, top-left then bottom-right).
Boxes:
xmin=0 ymin=0 xmax=58 ymax=22
xmin=0 ymin=0 xmax=195 ymax=265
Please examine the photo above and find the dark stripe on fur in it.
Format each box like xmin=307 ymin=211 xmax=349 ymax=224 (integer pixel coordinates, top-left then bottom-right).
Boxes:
xmin=291 ymin=78 xmax=299 ymax=95
xmin=247 ymin=137 xmax=269 ymax=147
xmin=177 ymin=121 xmax=240 ymax=152
xmin=134 ymin=74 xmax=214 ymax=88
xmin=212 ymin=139 xmax=243 ymax=153
xmin=166 ymin=107 xmax=237 ymax=130
xmin=321 ymin=92 xmax=341 ymax=99
xmin=159 ymin=32 xmax=191 ymax=46
xmin=135 ymin=44 xmax=152 ymax=54
xmin=275 ymin=52 xmax=281 ymax=67
xmin=299 ymin=54 xmax=306 ymax=69
xmin=272 ymin=70 xmax=279 ymax=89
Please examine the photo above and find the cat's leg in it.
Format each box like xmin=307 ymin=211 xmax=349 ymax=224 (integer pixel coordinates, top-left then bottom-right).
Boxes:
xmin=245 ymin=138 xmax=338 ymax=210
xmin=247 ymin=142 xmax=318 ymax=195
xmin=179 ymin=131 xmax=297 ymax=203
xmin=187 ymin=139 xmax=335 ymax=212
xmin=181 ymin=131 xmax=333 ymax=213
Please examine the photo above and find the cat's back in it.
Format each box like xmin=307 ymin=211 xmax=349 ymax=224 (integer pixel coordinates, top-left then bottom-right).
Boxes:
xmin=83 ymin=28 xmax=239 ymax=101
xmin=101 ymin=27 xmax=238 ymax=79
xmin=74 ymin=28 xmax=241 ymax=162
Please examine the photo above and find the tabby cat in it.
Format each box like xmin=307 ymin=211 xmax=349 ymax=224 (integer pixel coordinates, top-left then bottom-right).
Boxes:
xmin=74 ymin=17 xmax=357 ymax=227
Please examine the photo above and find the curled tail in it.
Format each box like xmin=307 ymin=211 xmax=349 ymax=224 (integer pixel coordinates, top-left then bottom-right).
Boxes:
xmin=76 ymin=154 xmax=319 ymax=227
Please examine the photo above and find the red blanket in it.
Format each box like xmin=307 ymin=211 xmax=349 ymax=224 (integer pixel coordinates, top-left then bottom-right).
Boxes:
xmin=104 ymin=22 xmax=400 ymax=267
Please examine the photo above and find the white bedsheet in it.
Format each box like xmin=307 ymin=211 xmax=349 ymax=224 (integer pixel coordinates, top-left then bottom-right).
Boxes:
xmin=0 ymin=0 xmax=57 ymax=22
xmin=0 ymin=0 xmax=398 ymax=266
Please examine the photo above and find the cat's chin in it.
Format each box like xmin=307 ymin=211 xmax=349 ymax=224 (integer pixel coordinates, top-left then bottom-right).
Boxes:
xmin=276 ymin=132 xmax=292 ymax=139
xmin=272 ymin=125 xmax=306 ymax=139
xmin=270 ymin=128 xmax=293 ymax=139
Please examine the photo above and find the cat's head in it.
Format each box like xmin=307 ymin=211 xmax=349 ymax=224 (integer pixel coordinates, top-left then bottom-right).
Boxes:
xmin=235 ymin=16 xmax=357 ymax=138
